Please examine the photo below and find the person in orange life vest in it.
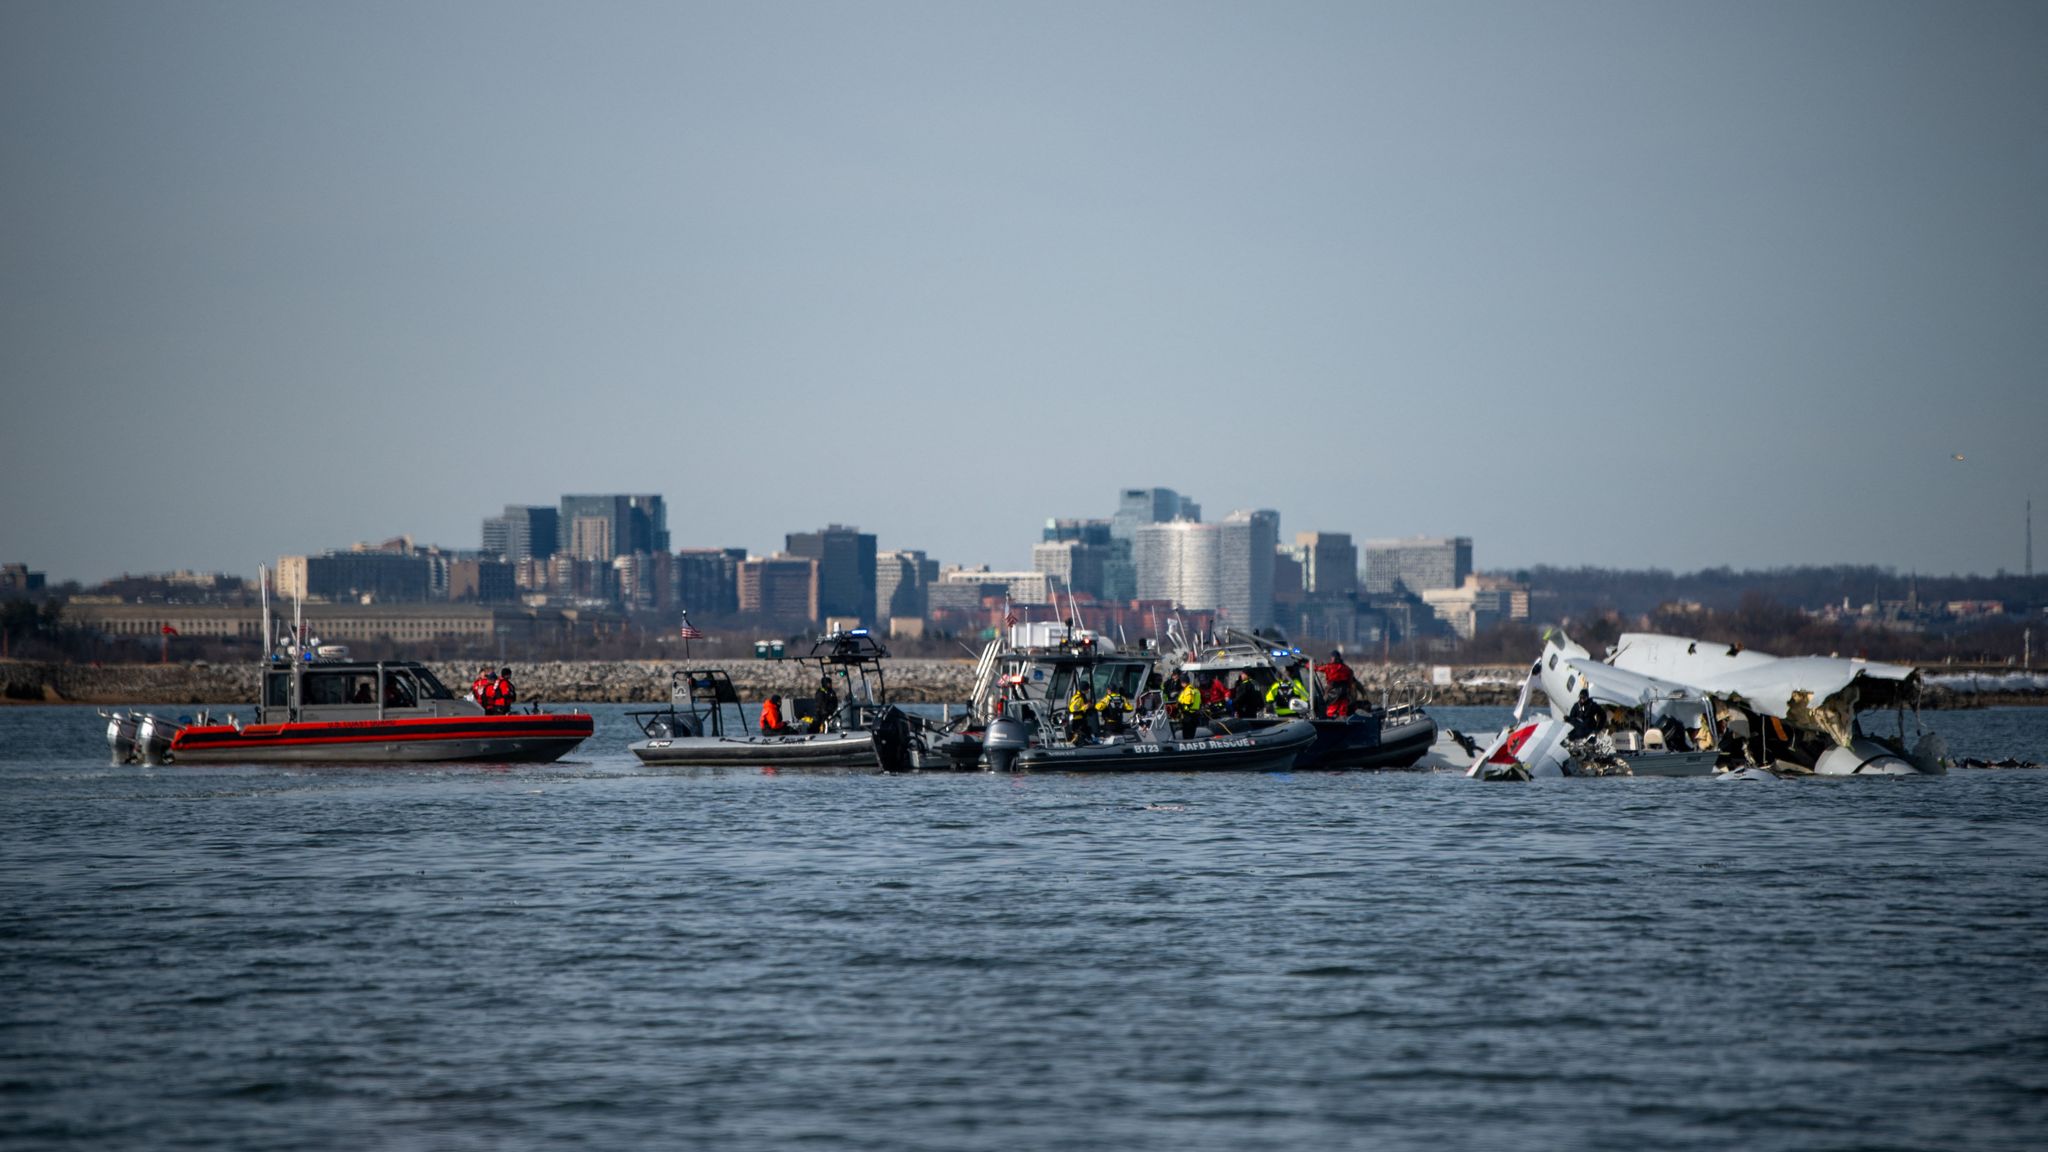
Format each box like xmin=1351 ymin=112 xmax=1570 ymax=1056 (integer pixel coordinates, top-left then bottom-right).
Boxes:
xmin=484 ymin=667 xmax=517 ymax=715
xmin=471 ymin=667 xmax=495 ymax=707
xmin=759 ymin=694 xmax=790 ymax=735
xmin=1315 ymin=651 xmax=1356 ymax=718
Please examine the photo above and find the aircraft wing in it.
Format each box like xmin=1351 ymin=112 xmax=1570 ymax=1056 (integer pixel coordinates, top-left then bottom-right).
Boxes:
xmin=1610 ymin=632 xmax=1918 ymax=719
xmin=1562 ymin=657 xmax=1705 ymax=709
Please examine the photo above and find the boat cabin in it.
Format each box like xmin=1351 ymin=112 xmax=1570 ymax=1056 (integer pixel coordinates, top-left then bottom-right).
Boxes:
xmin=991 ymin=643 xmax=1155 ymax=736
xmin=259 ymin=659 xmax=470 ymax=723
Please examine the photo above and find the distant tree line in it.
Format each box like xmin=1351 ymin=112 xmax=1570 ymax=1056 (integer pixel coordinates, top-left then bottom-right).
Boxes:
xmin=1502 ymin=564 xmax=2048 ymax=620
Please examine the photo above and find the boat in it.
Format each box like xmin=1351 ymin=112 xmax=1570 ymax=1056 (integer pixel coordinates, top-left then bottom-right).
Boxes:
xmin=104 ymin=571 xmax=592 ymax=766
xmin=957 ymin=621 xmax=1316 ymax=773
xmin=626 ymin=630 xmax=924 ymax=770
xmin=1163 ymin=628 xmax=1438 ymax=770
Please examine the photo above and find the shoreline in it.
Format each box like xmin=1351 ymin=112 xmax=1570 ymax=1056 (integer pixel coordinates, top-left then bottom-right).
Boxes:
xmin=3 ymin=659 xmax=2041 ymax=710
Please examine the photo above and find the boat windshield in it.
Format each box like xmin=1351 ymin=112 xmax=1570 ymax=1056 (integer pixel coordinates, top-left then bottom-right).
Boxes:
xmin=1048 ymin=660 xmax=1150 ymax=704
xmin=409 ymin=667 xmax=456 ymax=700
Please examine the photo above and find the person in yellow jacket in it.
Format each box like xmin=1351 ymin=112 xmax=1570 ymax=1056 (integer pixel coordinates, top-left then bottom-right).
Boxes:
xmin=1095 ymin=688 xmax=1134 ymax=733
xmin=1265 ymin=673 xmax=1309 ymax=717
xmin=1066 ymin=685 xmax=1095 ymax=743
xmin=1175 ymin=679 xmax=1203 ymax=739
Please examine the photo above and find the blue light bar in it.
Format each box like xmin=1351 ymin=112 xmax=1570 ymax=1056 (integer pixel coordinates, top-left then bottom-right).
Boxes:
xmin=849 ymin=628 xmax=869 ymax=636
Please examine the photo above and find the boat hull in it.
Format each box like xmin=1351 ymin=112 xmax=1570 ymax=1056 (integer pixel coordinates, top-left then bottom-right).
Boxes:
xmin=1297 ymin=712 xmax=1439 ymax=771
xmin=168 ymin=714 xmax=594 ymax=764
xmin=630 ymin=730 xmax=879 ymax=768
xmin=1008 ymin=719 xmax=1316 ymax=773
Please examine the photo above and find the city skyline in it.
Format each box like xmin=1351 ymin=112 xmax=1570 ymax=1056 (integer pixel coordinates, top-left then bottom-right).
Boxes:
xmin=9 ymin=485 xmax=2047 ymax=589
xmin=4 ymin=4 xmax=2044 ymax=583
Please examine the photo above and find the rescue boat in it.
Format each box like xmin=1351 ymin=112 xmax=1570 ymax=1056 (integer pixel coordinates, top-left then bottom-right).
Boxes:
xmin=104 ymin=571 xmax=592 ymax=766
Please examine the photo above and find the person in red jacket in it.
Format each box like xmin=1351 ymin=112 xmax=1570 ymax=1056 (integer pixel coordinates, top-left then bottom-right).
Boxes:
xmin=1315 ymin=651 xmax=1356 ymax=718
xmin=484 ymin=667 xmax=517 ymax=715
xmin=471 ymin=667 xmax=495 ymax=707
xmin=759 ymin=694 xmax=789 ymax=735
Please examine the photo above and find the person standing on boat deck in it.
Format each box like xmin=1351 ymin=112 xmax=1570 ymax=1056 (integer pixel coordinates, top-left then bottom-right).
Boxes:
xmin=471 ymin=667 xmax=495 ymax=707
xmin=759 ymin=694 xmax=789 ymax=735
xmin=1096 ymin=687 xmax=1134 ymax=733
xmin=1175 ymin=678 xmax=1203 ymax=739
xmin=815 ymin=674 xmax=838 ymax=730
xmin=1202 ymin=673 xmax=1229 ymax=715
xmin=1315 ymin=651 xmax=1356 ymax=718
xmin=1230 ymin=672 xmax=1263 ymax=720
xmin=1067 ymin=684 xmax=1095 ymax=743
xmin=484 ymin=668 xmax=517 ymax=715
xmin=1566 ymin=688 xmax=1604 ymax=740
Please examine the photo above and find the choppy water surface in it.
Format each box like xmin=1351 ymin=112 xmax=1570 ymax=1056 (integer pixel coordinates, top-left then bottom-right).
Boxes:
xmin=3 ymin=704 xmax=2046 ymax=1151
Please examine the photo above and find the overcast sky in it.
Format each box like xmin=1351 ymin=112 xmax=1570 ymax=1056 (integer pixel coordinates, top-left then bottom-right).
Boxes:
xmin=4 ymin=1 xmax=2044 ymax=585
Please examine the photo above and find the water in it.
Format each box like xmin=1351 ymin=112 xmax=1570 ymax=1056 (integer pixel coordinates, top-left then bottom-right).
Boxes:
xmin=3 ymin=704 xmax=2046 ymax=1151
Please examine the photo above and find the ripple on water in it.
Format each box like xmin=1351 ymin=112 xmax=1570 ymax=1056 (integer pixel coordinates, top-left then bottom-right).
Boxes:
xmin=3 ymin=705 xmax=2048 ymax=1150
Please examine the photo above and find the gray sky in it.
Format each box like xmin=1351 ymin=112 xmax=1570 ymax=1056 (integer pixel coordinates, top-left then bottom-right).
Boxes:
xmin=4 ymin=1 xmax=2044 ymax=584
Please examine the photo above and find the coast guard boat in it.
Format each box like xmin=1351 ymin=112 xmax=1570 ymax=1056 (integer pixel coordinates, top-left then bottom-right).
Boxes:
xmin=103 ymin=573 xmax=592 ymax=765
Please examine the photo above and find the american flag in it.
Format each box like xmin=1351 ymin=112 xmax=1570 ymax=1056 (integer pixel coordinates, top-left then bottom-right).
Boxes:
xmin=678 ymin=623 xmax=704 ymax=640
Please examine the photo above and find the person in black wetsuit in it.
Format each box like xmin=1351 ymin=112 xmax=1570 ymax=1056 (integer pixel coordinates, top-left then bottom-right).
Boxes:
xmin=1565 ymin=688 xmax=1604 ymax=740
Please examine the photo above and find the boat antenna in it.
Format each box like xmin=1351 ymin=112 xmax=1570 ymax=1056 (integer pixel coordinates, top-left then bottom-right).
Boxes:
xmin=259 ymin=564 xmax=271 ymax=662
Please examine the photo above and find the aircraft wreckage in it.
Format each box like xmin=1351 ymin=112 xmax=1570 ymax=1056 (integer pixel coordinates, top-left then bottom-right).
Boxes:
xmin=1469 ymin=631 xmax=1946 ymax=780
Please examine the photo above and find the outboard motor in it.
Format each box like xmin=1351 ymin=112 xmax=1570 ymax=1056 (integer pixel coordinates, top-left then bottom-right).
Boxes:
xmin=104 ymin=711 xmax=139 ymax=765
xmin=870 ymin=705 xmax=915 ymax=774
xmin=135 ymin=714 xmax=177 ymax=766
xmin=983 ymin=714 xmax=1030 ymax=774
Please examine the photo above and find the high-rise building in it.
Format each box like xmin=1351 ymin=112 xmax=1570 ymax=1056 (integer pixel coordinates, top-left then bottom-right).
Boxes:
xmin=1042 ymin=518 xmax=1113 ymax=545
xmin=278 ymin=552 xmax=432 ymax=603
xmin=1134 ymin=521 xmax=1222 ymax=612
xmin=1364 ymin=536 xmax=1472 ymax=596
xmin=557 ymin=495 xmax=668 ymax=561
xmin=1032 ymin=540 xmax=1108 ymax=600
xmin=1111 ymin=488 xmax=1198 ymax=540
xmin=737 ymin=556 xmax=818 ymax=625
xmin=1295 ymin=532 xmax=1358 ymax=598
xmin=876 ymin=550 xmax=938 ymax=623
xmin=449 ymin=559 xmax=518 ymax=604
xmin=1218 ymin=510 xmax=1279 ymax=631
xmin=675 ymin=547 xmax=744 ymax=617
xmin=938 ymin=568 xmax=1051 ymax=606
xmin=481 ymin=505 xmax=559 ymax=564
xmin=785 ymin=525 xmax=877 ymax=625
xmin=1107 ymin=489 xmax=1199 ymax=601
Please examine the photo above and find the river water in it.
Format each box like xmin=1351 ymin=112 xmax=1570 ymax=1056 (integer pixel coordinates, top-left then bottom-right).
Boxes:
xmin=3 ymin=704 xmax=2046 ymax=1151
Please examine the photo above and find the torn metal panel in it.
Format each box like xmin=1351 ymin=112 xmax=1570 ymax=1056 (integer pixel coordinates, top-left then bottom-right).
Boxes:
xmin=1607 ymin=632 xmax=1918 ymax=725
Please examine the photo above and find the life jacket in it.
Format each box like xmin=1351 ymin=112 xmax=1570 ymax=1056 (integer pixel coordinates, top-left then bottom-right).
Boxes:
xmin=1203 ymin=678 xmax=1228 ymax=704
xmin=760 ymin=698 xmax=784 ymax=733
xmin=1069 ymin=691 xmax=1089 ymax=714
xmin=1097 ymin=692 xmax=1130 ymax=714
xmin=485 ymin=678 xmax=514 ymax=713
xmin=472 ymin=674 xmax=493 ymax=704
xmin=1177 ymin=684 xmax=1202 ymax=712
xmin=1267 ymin=679 xmax=1305 ymax=715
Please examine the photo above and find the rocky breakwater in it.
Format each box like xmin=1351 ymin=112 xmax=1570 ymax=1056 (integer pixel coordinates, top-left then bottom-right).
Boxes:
xmin=1 ymin=659 xmax=983 ymax=706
